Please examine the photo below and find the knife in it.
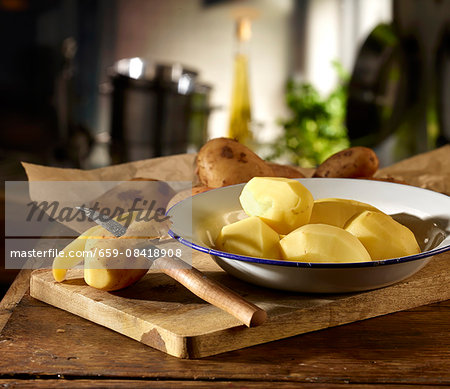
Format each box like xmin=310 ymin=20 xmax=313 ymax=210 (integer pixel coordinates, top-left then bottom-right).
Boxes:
xmin=77 ymin=207 xmax=267 ymax=327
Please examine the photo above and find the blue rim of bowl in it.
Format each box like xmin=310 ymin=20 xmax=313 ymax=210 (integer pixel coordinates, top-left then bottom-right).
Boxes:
xmin=168 ymin=229 xmax=450 ymax=269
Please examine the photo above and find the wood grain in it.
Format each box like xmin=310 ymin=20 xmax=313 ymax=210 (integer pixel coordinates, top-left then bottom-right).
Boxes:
xmin=0 ymin=295 xmax=448 ymax=386
xmin=156 ymin=256 xmax=267 ymax=327
xmin=29 ymin=250 xmax=450 ymax=358
xmin=0 ymin=269 xmax=31 ymax=333
xmin=0 ymin=379 xmax=442 ymax=388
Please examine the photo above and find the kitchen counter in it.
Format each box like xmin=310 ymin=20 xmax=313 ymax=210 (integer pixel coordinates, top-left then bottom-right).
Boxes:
xmin=1 ymin=146 xmax=449 ymax=387
xmin=0 ymin=267 xmax=449 ymax=387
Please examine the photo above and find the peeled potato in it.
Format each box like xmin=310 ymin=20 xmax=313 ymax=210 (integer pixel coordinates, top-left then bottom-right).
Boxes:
xmin=83 ymin=228 xmax=115 ymax=253
xmin=83 ymin=267 xmax=148 ymax=291
xmin=196 ymin=137 xmax=274 ymax=188
xmin=84 ymin=219 xmax=168 ymax=291
xmin=309 ymin=198 xmax=383 ymax=228
xmin=53 ymin=212 xmax=156 ymax=291
xmin=84 ymin=236 xmax=150 ymax=291
xmin=280 ymin=224 xmax=372 ymax=263
xmin=52 ymin=224 xmax=112 ymax=282
xmin=239 ymin=177 xmax=314 ymax=235
xmin=215 ymin=216 xmax=280 ymax=259
xmin=314 ymin=146 xmax=379 ymax=178
xmin=345 ymin=211 xmax=421 ymax=260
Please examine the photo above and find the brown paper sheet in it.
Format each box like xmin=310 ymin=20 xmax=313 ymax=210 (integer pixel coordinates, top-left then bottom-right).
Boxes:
xmin=375 ymin=144 xmax=450 ymax=196
xmin=22 ymin=145 xmax=450 ymax=195
xmin=22 ymin=153 xmax=197 ymax=182
xmin=21 ymin=153 xmax=196 ymax=235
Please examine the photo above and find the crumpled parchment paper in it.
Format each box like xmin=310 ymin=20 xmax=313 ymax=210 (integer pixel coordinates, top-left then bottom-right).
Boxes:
xmin=22 ymin=153 xmax=197 ymax=182
xmin=375 ymin=144 xmax=450 ymax=196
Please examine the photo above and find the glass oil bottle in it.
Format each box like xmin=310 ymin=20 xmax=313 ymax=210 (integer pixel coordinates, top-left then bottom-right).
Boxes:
xmin=228 ymin=17 xmax=253 ymax=146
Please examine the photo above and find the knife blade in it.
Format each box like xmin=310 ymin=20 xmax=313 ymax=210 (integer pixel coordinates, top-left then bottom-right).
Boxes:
xmin=77 ymin=207 xmax=267 ymax=327
xmin=77 ymin=207 xmax=128 ymax=237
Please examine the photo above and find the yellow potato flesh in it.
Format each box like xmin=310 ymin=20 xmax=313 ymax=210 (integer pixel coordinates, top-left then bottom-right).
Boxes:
xmin=53 ymin=212 xmax=145 ymax=286
xmin=84 ymin=236 xmax=150 ymax=291
xmin=52 ymin=224 xmax=107 ymax=282
xmin=83 ymin=219 xmax=163 ymax=291
xmin=280 ymin=224 xmax=372 ymax=263
xmin=345 ymin=211 xmax=421 ymax=260
xmin=239 ymin=177 xmax=314 ymax=235
xmin=84 ymin=267 xmax=149 ymax=292
xmin=216 ymin=216 xmax=280 ymax=259
xmin=309 ymin=198 xmax=383 ymax=228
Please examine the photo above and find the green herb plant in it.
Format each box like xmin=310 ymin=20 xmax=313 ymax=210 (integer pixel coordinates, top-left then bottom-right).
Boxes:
xmin=270 ymin=61 xmax=350 ymax=167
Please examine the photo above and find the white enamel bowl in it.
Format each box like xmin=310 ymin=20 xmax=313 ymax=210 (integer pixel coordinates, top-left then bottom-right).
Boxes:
xmin=167 ymin=178 xmax=450 ymax=293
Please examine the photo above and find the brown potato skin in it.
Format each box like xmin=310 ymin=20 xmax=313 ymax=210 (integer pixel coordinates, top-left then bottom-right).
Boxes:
xmin=266 ymin=162 xmax=305 ymax=178
xmin=356 ymin=176 xmax=407 ymax=185
xmin=191 ymin=185 xmax=212 ymax=195
xmin=196 ymin=137 xmax=274 ymax=188
xmin=313 ymin=147 xmax=379 ymax=178
xmin=166 ymin=185 xmax=212 ymax=210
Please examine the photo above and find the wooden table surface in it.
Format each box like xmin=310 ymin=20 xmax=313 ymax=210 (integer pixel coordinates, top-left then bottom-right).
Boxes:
xmin=0 ymin=268 xmax=449 ymax=388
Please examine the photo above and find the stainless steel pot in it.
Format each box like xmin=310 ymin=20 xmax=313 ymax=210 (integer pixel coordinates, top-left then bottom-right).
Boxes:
xmin=108 ymin=58 xmax=211 ymax=163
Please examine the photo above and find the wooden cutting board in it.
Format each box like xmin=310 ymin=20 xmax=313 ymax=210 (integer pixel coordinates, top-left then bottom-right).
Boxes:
xmin=30 ymin=250 xmax=450 ymax=359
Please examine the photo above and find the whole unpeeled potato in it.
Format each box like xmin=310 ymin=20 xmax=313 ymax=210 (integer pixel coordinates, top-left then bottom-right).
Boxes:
xmin=266 ymin=162 xmax=305 ymax=178
xmin=313 ymin=146 xmax=379 ymax=178
xmin=196 ymin=137 xmax=275 ymax=188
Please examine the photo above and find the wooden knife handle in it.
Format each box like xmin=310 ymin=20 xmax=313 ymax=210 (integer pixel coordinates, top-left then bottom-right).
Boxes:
xmin=153 ymin=256 xmax=267 ymax=327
